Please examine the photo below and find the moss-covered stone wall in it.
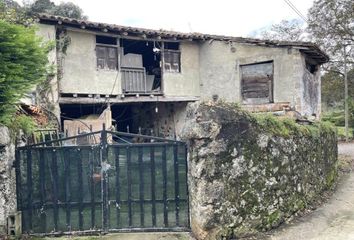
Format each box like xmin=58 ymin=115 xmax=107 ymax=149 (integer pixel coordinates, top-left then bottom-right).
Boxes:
xmin=181 ymin=102 xmax=338 ymax=240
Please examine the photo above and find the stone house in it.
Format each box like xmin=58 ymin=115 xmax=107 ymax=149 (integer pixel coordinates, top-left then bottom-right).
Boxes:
xmin=36 ymin=14 xmax=328 ymax=139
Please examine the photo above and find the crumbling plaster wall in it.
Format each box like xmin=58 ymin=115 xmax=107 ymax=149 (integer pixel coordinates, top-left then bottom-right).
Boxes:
xmin=198 ymin=41 xmax=303 ymax=110
xmin=299 ymin=54 xmax=322 ymax=117
xmin=56 ymin=28 xmax=199 ymax=98
xmin=0 ymin=126 xmax=16 ymax=234
xmin=181 ymin=102 xmax=337 ymax=240
xmin=23 ymin=24 xmax=60 ymax=117
xmin=59 ymin=29 xmax=122 ymax=95
xmin=163 ymin=42 xmax=200 ymax=97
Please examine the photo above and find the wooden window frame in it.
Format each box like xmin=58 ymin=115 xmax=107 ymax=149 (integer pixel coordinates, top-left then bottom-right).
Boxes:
xmin=240 ymin=61 xmax=274 ymax=104
xmin=163 ymin=49 xmax=181 ymax=73
xmin=95 ymin=42 xmax=119 ymax=71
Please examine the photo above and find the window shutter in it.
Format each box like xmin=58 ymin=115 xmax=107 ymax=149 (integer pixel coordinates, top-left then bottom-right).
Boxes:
xmin=241 ymin=62 xmax=273 ymax=104
xmin=96 ymin=46 xmax=106 ymax=69
xmin=164 ymin=50 xmax=180 ymax=72
xmin=106 ymin=47 xmax=117 ymax=70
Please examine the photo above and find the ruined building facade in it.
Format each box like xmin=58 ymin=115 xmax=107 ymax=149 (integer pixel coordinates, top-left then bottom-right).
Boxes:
xmin=36 ymin=14 xmax=328 ymax=139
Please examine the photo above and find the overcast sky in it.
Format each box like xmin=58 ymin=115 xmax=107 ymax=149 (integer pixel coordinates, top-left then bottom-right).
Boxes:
xmin=20 ymin=0 xmax=314 ymax=37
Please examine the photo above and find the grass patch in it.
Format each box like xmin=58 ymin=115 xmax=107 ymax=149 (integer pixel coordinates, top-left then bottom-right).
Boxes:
xmin=253 ymin=113 xmax=335 ymax=138
xmin=337 ymin=126 xmax=354 ymax=141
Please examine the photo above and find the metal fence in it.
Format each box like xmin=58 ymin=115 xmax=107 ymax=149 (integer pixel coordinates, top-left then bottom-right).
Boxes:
xmin=16 ymin=126 xmax=189 ymax=235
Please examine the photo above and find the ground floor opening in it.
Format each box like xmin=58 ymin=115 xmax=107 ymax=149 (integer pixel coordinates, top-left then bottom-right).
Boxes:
xmin=59 ymin=101 xmax=188 ymax=139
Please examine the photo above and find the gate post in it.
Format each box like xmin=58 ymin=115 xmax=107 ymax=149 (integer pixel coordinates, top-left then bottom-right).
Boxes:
xmin=101 ymin=124 xmax=109 ymax=233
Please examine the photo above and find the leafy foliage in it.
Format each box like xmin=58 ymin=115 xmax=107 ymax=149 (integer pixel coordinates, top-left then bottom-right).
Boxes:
xmin=52 ymin=2 xmax=87 ymax=20
xmin=0 ymin=0 xmax=32 ymax=24
xmin=322 ymin=68 xmax=354 ymax=108
xmin=24 ymin=0 xmax=87 ymax=20
xmin=260 ymin=19 xmax=307 ymax=41
xmin=308 ymin=0 xmax=354 ymax=73
xmin=10 ymin=114 xmax=37 ymax=136
xmin=0 ymin=20 xmax=49 ymax=125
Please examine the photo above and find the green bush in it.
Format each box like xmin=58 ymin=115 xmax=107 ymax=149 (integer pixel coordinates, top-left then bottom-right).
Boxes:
xmin=0 ymin=20 xmax=49 ymax=125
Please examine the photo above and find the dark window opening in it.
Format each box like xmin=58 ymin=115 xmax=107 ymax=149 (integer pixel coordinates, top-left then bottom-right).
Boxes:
xmin=120 ymin=39 xmax=162 ymax=93
xmin=241 ymin=61 xmax=274 ymax=104
xmin=96 ymin=35 xmax=118 ymax=70
xmin=96 ymin=35 xmax=117 ymax=45
xmin=306 ymin=61 xmax=318 ymax=74
xmin=164 ymin=42 xmax=179 ymax=50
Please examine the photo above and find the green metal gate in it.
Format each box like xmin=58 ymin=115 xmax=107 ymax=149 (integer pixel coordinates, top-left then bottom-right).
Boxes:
xmin=16 ymin=127 xmax=190 ymax=235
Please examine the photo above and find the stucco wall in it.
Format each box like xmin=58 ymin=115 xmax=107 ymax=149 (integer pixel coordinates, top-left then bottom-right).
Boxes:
xmin=163 ymin=42 xmax=200 ymax=97
xmin=58 ymin=30 xmax=200 ymax=97
xmin=38 ymin=23 xmax=321 ymax=117
xmin=36 ymin=24 xmax=60 ymax=117
xmin=299 ymin=54 xmax=322 ymax=117
xmin=198 ymin=41 xmax=303 ymax=109
xmin=60 ymin=30 xmax=121 ymax=95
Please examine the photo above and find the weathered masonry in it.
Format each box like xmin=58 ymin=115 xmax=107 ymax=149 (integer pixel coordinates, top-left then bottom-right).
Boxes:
xmin=181 ymin=103 xmax=338 ymax=240
xmin=34 ymin=14 xmax=328 ymax=141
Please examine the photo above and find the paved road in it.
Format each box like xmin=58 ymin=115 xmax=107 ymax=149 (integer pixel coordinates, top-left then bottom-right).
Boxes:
xmin=267 ymin=142 xmax=354 ymax=240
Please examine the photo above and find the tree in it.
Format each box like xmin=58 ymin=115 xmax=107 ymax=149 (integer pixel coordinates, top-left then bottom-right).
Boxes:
xmin=0 ymin=20 xmax=49 ymax=124
xmin=0 ymin=0 xmax=30 ymax=24
xmin=308 ymin=0 xmax=354 ymax=69
xmin=260 ymin=19 xmax=307 ymax=41
xmin=308 ymin=0 xmax=354 ymax=140
xmin=52 ymin=2 xmax=87 ymax=20
xmin=26 ymin=0 xmax=54 ymax=15
xmin=25 ymin=0 xmax=87 ymax=20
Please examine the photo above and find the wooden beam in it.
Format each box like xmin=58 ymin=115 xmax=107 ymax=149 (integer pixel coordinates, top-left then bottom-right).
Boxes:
xmin=59 ymin=96 xmax=199 ymax=104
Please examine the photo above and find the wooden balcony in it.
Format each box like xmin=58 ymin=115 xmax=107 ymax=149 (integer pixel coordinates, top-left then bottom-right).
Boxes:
xmin=121 ymin=67 xmax=159 ymax=94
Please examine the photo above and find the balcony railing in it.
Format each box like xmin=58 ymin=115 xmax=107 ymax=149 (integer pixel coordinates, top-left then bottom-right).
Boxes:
xmin=121 ymin=67 xmax=157 ymax=94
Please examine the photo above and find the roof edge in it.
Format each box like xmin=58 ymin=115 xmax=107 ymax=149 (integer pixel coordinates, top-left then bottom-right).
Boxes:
xmin=36 ymin=13 xmax=329 ymax=64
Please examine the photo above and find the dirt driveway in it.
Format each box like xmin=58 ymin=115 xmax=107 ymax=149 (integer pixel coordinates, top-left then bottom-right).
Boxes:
xmin=264 ymin=142 xmax=354 ymax=240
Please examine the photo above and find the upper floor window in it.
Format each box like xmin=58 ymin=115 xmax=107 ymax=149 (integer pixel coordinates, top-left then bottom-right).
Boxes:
xmin=164 ymin=42 xmax=180 ymax=73
xmin=241 ymin=61 xmax=274 ymax=104
xmin=96 ymin=36 xmax=118 ymax=70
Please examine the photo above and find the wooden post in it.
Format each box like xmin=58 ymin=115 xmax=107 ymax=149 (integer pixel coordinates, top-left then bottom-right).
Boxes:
xmin=344 ymin=45 xmax=349 ymax=142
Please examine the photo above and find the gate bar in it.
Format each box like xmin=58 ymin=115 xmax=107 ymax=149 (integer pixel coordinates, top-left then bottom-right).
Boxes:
xmin=78 ymin=148 xmax=84 ymax=230
xmin=115 ymin=147 xmax=121 ymax=228
xmin=173 ymin=144 xmax=180 ymax=226
xmin=106 ymin=130 xmax=184 ymax=143
xmin=150 ymin=146 xmax=156 ymax=227
xmin=21 ymin=131 xmax=101 ymax=148
xmin=90 ymin=148 xmax=95 ymax=228
xmin=126 ymin=146 xmax=132 ymax=227
xmin=26 ymin=149 xmax=33 ymax=230
xmin=64 ymin=149 xmax=71 ymax=230
xmin=138 ymin=147 xmax=144 ymax=227
xmin=39 ymin=149 xmax=46 ymax=232
xmin=51 ymin=150 xmax=59 ymax=231
xmin=162 ymin=146 xmax=168 ymax=227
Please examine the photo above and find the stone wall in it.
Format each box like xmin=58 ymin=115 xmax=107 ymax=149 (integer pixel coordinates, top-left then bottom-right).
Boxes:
xmin=181 ymin=102 xmax=337 ymax=240
xmin=0 ymin=126 xmax=16 ymax=234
